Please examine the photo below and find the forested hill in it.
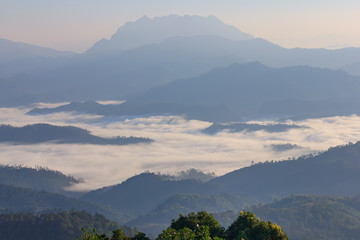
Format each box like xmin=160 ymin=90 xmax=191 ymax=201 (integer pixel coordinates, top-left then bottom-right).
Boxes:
xmin=0 ymin=184 xmax=129 ymax=223
xmin=209 ymin=142 xmax=360 ymax=200
xmin=0 ymin=165 xmax=80 ymax=196
xmin=251 ymin=195 xmax=360 ymax=240
xmin=81 ymin=173 xmax=219 ymax=216
xmin=0 ymin=124 xmax=153 ymax=145
xmin=0 ymin=211 xmax=128 ymax=240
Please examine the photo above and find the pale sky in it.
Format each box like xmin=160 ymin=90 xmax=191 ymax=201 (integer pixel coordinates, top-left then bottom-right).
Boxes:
xmin=1 ymin=0 xmax=360 ymax=52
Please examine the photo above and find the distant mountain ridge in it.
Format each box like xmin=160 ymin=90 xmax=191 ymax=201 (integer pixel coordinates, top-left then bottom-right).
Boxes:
xmin=25 ymin=63 xmax=360 ymax=121
xmin=2 ymin=15 xmax=360 ymax=107
xmin=0 ymin=38 xmax=74 ymax=64
xmin=86 ymin=15 xmax=253 ymax=54
xmin=0 ymin=124 xmax=153 ymax=145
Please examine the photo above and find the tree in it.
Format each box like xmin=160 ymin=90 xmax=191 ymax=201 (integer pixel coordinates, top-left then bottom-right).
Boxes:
xmin=225 ymin=211 xmax=288 ymax=240
xmin=111 ymin=229 xmax=128 ymax=240
xmin=133 ymin=232 xmax=150 ymax=240
xmin=169 ymin=211 xmax=225 ymax=238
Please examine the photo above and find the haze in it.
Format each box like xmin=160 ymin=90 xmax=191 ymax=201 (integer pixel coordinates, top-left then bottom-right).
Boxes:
xmin=2 ymin=0 xmax=360 ymax=52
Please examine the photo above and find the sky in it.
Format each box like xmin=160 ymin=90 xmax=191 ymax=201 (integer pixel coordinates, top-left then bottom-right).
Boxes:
xmin=1 ymin=0 xmax=360 ymax=52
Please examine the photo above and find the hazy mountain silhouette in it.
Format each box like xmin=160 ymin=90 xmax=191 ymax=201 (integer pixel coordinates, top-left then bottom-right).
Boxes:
xmin=28 ymin=101 xmax=241 ymax=122
xmin=342 ymin=61 xmax=360 ymax=76
xmin=25 ymin=63 xmax=360 ymax=121
xmin=128 ymin=62 xmax=360 ymax=120
xmin=0 ymin=38 xmax=74 ymax=64
xmin=0 ymin=124 xmax=153 ymax=145
xmin=2 ymin=16 xmax=360 ymax=106
xmin=86 ymin=15 xmax=253 ymax=55
xmin=0 ymin=39 xmax=74 ymax=79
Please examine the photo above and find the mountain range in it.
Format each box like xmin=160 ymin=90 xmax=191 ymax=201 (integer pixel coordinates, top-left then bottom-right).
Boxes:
xmin=27 ymin=63 xmax=360 ymax=121
xmin=1 ymin=15 xmax=360 ymax=107
xmin=2 ymin=141 xmax=360 ymax=237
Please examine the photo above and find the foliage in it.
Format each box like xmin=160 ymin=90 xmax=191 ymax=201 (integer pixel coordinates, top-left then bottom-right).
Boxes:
xmin=252 ymin=195 xmax=360 ymax=240
xmin=155 ymin=211 xmax=287 ymax=240
xmin=129 ymin=193 xmax=255 ymax=234
xmin=226 ymin=211 xmax=288 ymax=240
xmin=169 ymin=211 xmax=225 ymax=238
xmin=157 ymin=226 xmax=215 ymax=240
xmin=0 ymin=211 xmax=122 ymax=240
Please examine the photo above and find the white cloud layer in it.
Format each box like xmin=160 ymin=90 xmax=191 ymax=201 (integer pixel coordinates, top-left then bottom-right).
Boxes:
xmin=1 ymin=106 xmax=360 ymax=191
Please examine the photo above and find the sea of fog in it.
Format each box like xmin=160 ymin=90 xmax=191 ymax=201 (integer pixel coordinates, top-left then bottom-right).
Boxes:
xmin=1 ymin=103 xmax=360 ymax=191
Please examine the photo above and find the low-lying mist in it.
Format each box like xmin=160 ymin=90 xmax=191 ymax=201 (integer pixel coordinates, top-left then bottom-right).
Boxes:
xmin=1 ymin=105 xmax=360 ymax=191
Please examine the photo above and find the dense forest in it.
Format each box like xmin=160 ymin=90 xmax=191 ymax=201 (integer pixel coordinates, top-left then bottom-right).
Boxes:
xmin=0 ymin=211 xmax=135 ymax=240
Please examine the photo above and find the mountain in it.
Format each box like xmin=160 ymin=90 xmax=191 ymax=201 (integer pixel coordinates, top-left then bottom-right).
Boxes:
xmin=125 ymin=62 xmax=360 ymax=120
xmin=81 ymin=173 xmax=219 ymax=217
xmin=86 ymin=15 xmax=253 ymax=55
xmin=0 ymin=38 xmax=74 ymax=64
xmin=0 ymin=165 xmax=81 ymax=197
xmin=2 ymin=14 xmax=360 ymax=106
xmin=252 ymin=195 xmax=360 ymax=240
xmin=0 ymin=123 xmax=153 ymax=145
xmin=26 ymin=62 xmax=360 ymax=121
xmin=0 ymin=211 xmax=124 ymax=240
xmin=209 ymin=142 xmax=360 ymax=201
xmin=28 ymin=101 xmax=241 ymax=122
xmin=3 ymin=36 xmax=360 ymax=106
xmin=128 ymin=193 xmax=256 ymax=234
xmin=0 ymin=39 xmax=74 ymax=79
xmin=342 ymin=61 xmax=360 ymax=76
xmin=0 ymin=184 xmax=129 ymax=223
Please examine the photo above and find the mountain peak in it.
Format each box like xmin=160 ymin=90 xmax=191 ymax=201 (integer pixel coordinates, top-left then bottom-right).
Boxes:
xmin=86 ymin=15 xmax=253 ymax=55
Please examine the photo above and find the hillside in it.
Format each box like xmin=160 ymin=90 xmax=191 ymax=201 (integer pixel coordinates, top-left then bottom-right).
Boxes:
xmin=0 ymin=211 xmax=127 ymax=240
xmin=0 ymin=124 xmax=153 ymax=145
xmin=0 ymin=165 xmax=80 ymax=196
xmin=209 ymin=142 xmax=360 ymax=200
xmin=81 ymin=173 xmax=219 ymax=216
xmin=128 ymin=193 xmax=256 ymax=234
xmin=0 ymin=184 xmax=129 ymax=223
xmin=252 ymin=195 xmax=360 ymax=240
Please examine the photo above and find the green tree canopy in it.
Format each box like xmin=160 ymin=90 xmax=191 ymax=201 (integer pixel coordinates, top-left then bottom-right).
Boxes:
xmin=169 ymin=211 xmax=225 ymax=238
xmin=225 ymin=211 xmax=288 ymax=240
